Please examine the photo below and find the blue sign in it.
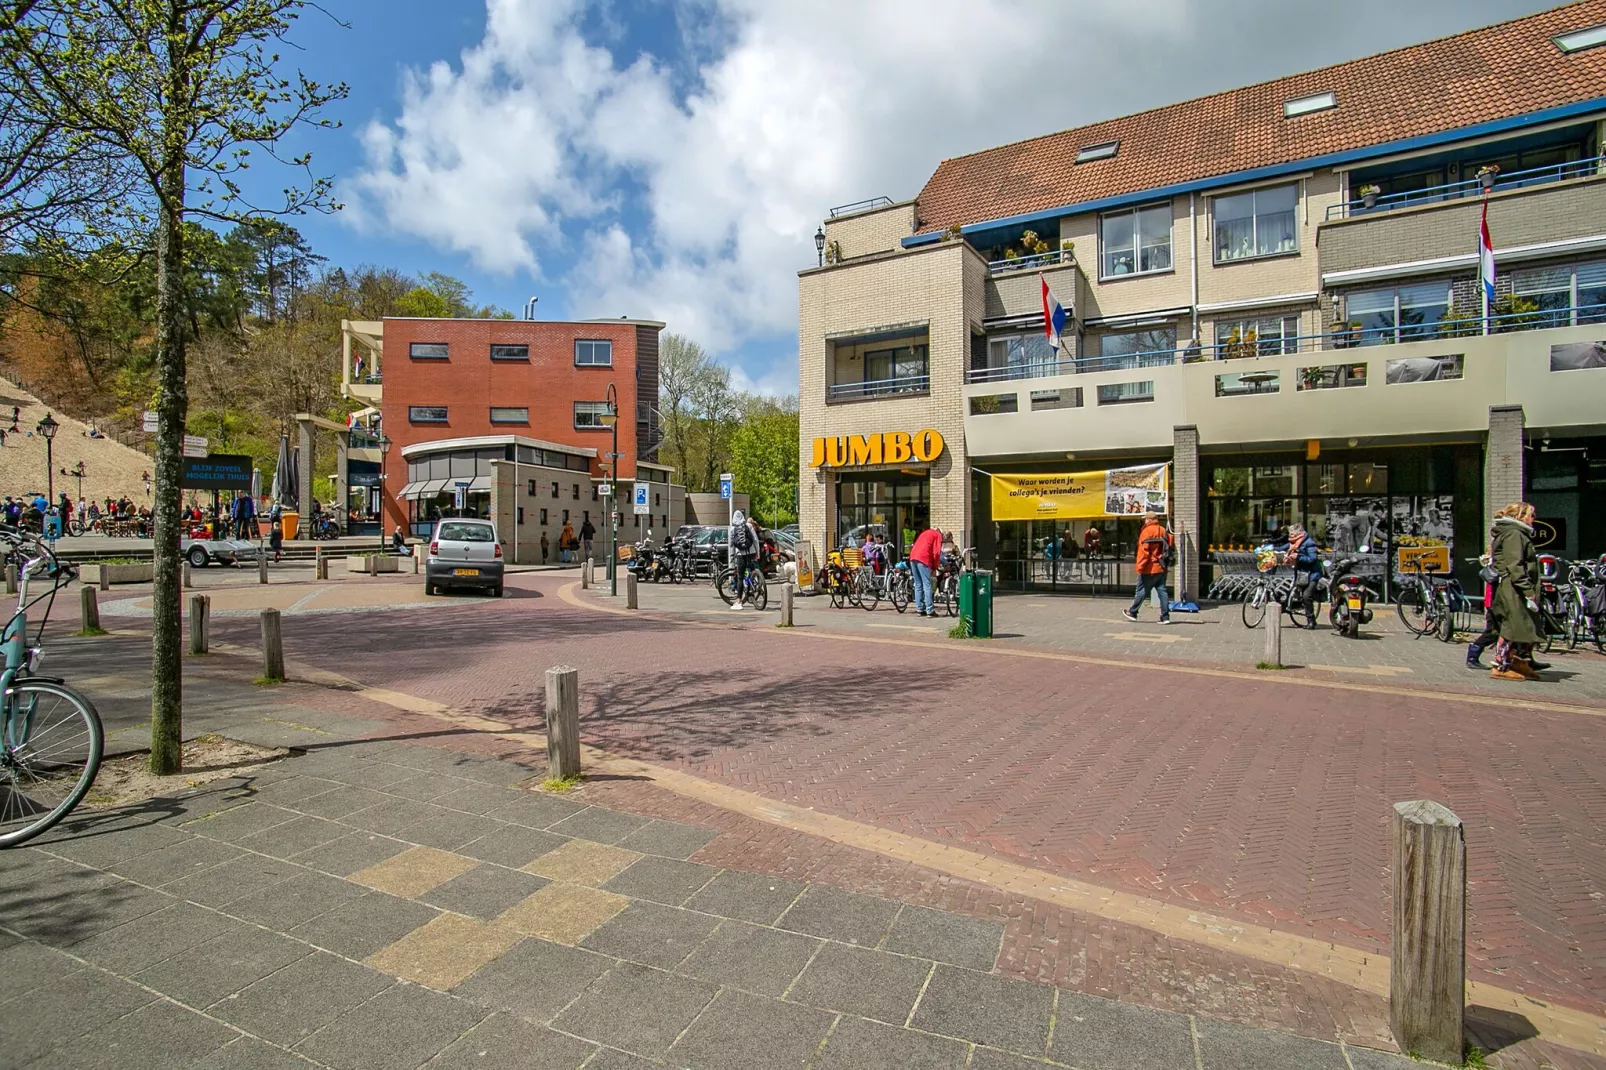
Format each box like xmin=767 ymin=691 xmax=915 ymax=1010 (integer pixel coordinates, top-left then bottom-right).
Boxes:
xmin=719 ymin=479 xmax=732 ymax=500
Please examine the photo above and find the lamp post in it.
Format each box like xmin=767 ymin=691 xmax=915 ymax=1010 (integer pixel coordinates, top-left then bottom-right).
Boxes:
xmin=814 ymin=226 xmax=825 ymax=267
xmin=65 ymin=461 xmax=86 ymax=501
xmin=37 ymin=412 xmax=58 ymax=503
xmin=599 ymin=383 xmax=619 ymax=596
xmin=376 ymin=432 xmax=392 ymax=555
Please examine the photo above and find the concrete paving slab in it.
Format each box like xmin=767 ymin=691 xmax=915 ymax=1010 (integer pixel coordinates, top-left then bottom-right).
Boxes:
xmin=811 ymin=1015 xmax=971 ymax=1070
xmin=421 ymin=1011 xmax=596 ymax=1070
xmin=182 ymin=802 xmax=303 ymax=843
xmin=29 ymin=817 xmax=193 ymax=868
xmin=64 ymin=901 xmax=239 ymax=973
xmin=547 ymin=806 xmax=651 ymax=845
xmin=288 ymin=829 xmax=411 ymax=875
xmin=393 ymin=808 xmax=504 ymax=851
xmin=481 ymin=792 xmax=587 ymax=829
xmin=581 ymin=900 xmax=721 ymax=970
xmin=616 ymin=818 xmax=719 ymax=859
xmin=1346 ymin=1044 xmax=1424 ymax=1069
xmin=339 ymin=796 xmax=452 ymax=836
xmin=2 ymin=867 xmax=171 ymax=947
xmin=0 ymin=940 xmax=84 ymax=1005
xmin=451 ymin=936 xmax=613 ymax=1021
xmin=365 ymin=911 xmax=525 ymax=990
xmin=524 ymin=838 xmax=641 ymax=886
xmin=676 ymin=919 xmax=819 ymax=997
xmin=495 ymin=882 xmax=629 ymax=944
xmin=349 ymin=844 xmax=479 ymax=899
xmin=190 ymin=1035 xmax=320 ymax=1070
xmin=1050 ymin=990 xmax=1196 ymax=1070
xmin=288 ymin=890 xmax=440 ymax=958
xmin=3 ymin=965 xmax=158 ymax=1065
xmin=382 ymin=771 xmax=459 ymax=802
xmin=135 ymin=925 xmax=312 ymax=1008
xmin=22 ymin=995 xmax=239 ymax=1070
xmin=1193 ymin=1017 xmax=1349 ymax=1069
xmin=601 ymin=855 xmax=720 ymax=907
xmin=234 ymin=813 xmax=351 ymax=858
xmin=776 ymin=884 xmax=900 ymax=947
xmin=455 ymin=823 xmax=569 ymax=868
xmin=881 ymin=905 xmax=1004 ymax=972
xmin=296 ymin=977 xmax=489 ymax=1070
xmin=552 ymin=961 xmax=718 ymax=1058
xmin=787 ymin=943 xmax=934 ymax=1025
xmin=421 ymin=863 xmax=548 ymax=919
xmin=162 ymin=851 xmax=303 ymax=908
xmin=429 ymin=781 xmax=525 ymax=815
xmin=967 ymin=1047 xmax=1063 ymax=1069
xmin=685 ymin=869 xmax=806 ymax=926
xmin=909 ymin=966 xmax=1053 ymax=1057
xmin=104 ymin=834 xmax=244 ymax=887
xmin=222 ymin=870 xmax=367 ymax=929
xmin=207 ymin=950 xmax=394 ymax=1047
xmin=666 ymin=987 xmax=835 ymax=1070
xmin=286 ymin=783 xmax=395 ymax=819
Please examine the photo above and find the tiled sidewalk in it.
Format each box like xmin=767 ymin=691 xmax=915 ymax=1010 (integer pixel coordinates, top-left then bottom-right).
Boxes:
xmin=0 ymin=739 xmax=1416 ymax=1070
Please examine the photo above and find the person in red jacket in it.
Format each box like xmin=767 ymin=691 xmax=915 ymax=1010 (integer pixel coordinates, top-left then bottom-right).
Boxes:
xmin=1122 ymin=512 xmax=1174 ymax=624
xmin=907 ymin=524 xmax=943 ymax=617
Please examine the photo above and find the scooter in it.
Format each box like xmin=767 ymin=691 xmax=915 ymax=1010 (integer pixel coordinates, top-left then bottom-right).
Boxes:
xmin=1326 ymin=556 xmax=1374 ymax=638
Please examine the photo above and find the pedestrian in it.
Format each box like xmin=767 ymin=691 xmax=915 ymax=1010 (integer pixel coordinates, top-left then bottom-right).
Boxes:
xmin=1284 ymin=523 xmax=1321 ymax=629
xmin=238 ymin=491 xmax=256 ymax=539
xmin=268 ymin=521 xmax=283 ymax=562
xmin=579 ymin=516 xmax=596 ymax=562
xmin=728 ymin=508 xmax=758 ymax=609
xmin=141 ymin=470 xmax=151 ymax=496
xmin=559 ymin=520 xmax=576 ymax=564
xmin=540 ymin=531 xmax=550 ymax=564
xmin=1479 ymin=502 xmax=1546 ymax=681
xmin=1122 ymin=511 xmax=1174 ymax=624
xmin=9 ymin=407 xmax=18 ymax=433
xmin=908 ymin=523 xmax=942 ymax=617
xmin=1083 ymin=525 xmax=1102 ymax=556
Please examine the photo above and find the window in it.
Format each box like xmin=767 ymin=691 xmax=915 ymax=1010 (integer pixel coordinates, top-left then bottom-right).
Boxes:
xmin=1076 ymin=140 xmax=1119 ymax=163
xmin=969 ymin=392 xmax=1018 ymax=415
xmin=490 ymin=344 xmax=529 ymax=360
xmin=575 ymin=339 xmax=613 ymax=366
xmin=562 ymin=510 xmax=569 ymax=523
xmin=1283 ymin=91 xmax=1336 ymax=118
xmin=1555 ymin=23 xmax=1606 ymax=53
xmin=1512 ymin=260 xmax=1606 ymax=326
xmin=409 ymin=342 xmax=449 ymax=359
xmin=1346 ymin=283 xmax=1450 ymax=345
xmin=1386 ymin=354 xmax=1463 ymax=383
xmin=572 ymin=484 xmax=580 ymax=500
xmin=408 ymin=405 xmax=448 ymax=423
xmin=574 ymin=401 xmax=613 ymax=428
xmin=540 ymin=508 xmax=548 ymax=524
xmin=1216 ymin=315 xmax=1300 ymax=358
xmin=986 ymin=335 xmax=1058 ymax=379
xmin=489 ymin=407 xmax=529 ymax=424
xmin=527 ymin=479 xmax=537 ymax=496
xmin=1213 ymin=184 xmax=1298 ymax=263
xmin=550 ymin=482 xmax=559 ymax=498
xmin=437 ymin=521 xmax=494 ymax=542
xmin=1095 ymin=327 xmax=1176 ymax=370
xmin=1214 ymin=370 xmax=1281 ymax=397
xmin=1297 ymin=363 xmax=1368 ymax=390
xmin=592 ymin=485 xmax=599 ymax=500
xmin=1097 ymin=381 xmax=1155 ymax=404
xmin=1030 ymin=388 xmax=1082 ymax=410
xmin=862 ymin=345 xmax=929 ymax=387
xmin=1100 ymin=205 xmax=1171 ymax=278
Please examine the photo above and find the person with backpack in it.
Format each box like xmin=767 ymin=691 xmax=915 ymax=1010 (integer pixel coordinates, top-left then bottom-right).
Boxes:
xmin=728 ymin=508 xmax=758 ymax=609
xmin=1122 ymin=511 xmax=1174 ymax=625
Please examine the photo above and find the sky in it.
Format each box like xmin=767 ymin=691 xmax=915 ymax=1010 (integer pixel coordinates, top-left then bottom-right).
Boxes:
xmin=271 ymin=0 xmax=1559 ymax=395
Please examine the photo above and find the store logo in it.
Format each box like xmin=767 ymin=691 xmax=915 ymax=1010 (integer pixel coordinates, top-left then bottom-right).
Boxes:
xmin=810 ymin=429 xmax=945 ymax=468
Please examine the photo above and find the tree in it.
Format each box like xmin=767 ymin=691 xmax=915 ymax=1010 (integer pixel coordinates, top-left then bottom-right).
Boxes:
xmin=0 ymin=1 xmax=345 ymax=774
xmin=690 ymin=362 xmax=737 ymax=494
xmin=658 ymin=334 xmax=715 ymax=490
xmin=730 ymin=395 xmax=799 ymax=527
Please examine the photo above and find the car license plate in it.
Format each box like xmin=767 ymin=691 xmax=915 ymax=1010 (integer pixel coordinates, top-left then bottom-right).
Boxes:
xmin=1347 ymin=597 xmax=1363 ymax=610
xmin=454 ymin=568 xmax=479 ymax=577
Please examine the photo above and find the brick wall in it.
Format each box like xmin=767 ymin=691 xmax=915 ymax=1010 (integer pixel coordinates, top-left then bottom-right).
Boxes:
xmin=823 ymin=202 xmax=918 ymax=260
xmin=1485 ymin=404 xmax=1526 ymax=529
xmin=1171 ymin=425 xmax=1200 ymax=597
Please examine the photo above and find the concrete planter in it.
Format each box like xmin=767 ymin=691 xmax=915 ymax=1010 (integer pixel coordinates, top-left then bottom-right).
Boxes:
xmin=344 ymin=555 xmax=400 ymax=574
xmin=83 ymin=563 xmax=154 ymax=585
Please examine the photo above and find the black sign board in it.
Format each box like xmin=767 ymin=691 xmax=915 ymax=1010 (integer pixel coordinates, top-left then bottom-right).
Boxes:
xmin=181 ymin=454 xmax=254 ymax=491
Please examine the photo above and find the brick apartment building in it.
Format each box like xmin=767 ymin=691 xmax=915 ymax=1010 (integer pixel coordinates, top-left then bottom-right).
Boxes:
xmin=338 ymin=316 xmax=684 ymax=562
xmin=800 ymin=1 xmax=1606 ymax=596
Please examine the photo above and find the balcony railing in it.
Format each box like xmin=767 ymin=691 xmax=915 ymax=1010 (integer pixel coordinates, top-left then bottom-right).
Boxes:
xmin=987 ymin=249 xmax=1075 ymax=274
xmin=828 ymin=373 xmax=931 ymax=401
xmin=965 ymin=302 xmax=1606 ymax=384
xmin=348 ymin=429 xmax=382 ymax=449
xmin=1326 ymin=155 xmax=1606 ymax=220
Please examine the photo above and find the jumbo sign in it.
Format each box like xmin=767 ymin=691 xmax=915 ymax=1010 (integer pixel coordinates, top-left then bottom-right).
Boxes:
xmin=809 ymin=429 xmax=945 ymax=468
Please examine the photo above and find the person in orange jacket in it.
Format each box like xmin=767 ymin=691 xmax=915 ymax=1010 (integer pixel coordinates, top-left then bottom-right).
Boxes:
xmin=1122 ymin=511 xmax=1174 ymax=625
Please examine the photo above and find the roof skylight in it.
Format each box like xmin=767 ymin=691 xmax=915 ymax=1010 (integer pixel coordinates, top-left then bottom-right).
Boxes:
xmin=1283 ymin=91 xmax=1337 ymax=118
xmin=1554 ymin=23 xmax=1606 ymax=53
xmin=1075 ymin=141 xmax=1119 ymax=163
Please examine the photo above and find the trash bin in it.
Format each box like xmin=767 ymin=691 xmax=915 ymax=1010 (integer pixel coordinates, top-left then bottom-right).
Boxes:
xmin=280 ymin=511 xmax=299 ymax=541
xmin=44 ymin=514 xmax=62 ymax=540
xmin=958 ymin=571 xmax=994 ymax=638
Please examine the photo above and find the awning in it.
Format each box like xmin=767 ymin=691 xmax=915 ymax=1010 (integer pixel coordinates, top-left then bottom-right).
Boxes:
xmin=467 ymin=475 xmax=492 ymax=492
xmin=399 ymin=479 xmax=450 ymax=500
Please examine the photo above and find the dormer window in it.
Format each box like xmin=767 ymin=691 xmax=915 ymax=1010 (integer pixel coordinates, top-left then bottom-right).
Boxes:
xmin=1075 ymin=141 xmax=1119 ymax=163
xmin=1283 ymin=91 xmax=1336 ymax=118
xmin=1554 ymin=23 xmax=1606 ymax=53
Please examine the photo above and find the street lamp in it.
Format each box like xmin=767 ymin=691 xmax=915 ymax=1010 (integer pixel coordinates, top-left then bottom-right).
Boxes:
xmin=376 ymin=431 xmax=392 ymax=555
xmin=37 ymin=413 xmax=58 ymax=503
xmin=598 ymin=383 xmax=619 ymax=596
xmin=64 ymin=461 xmax=86 ymax=501
xmin=814 ymin=226 xmax=825 ymax=267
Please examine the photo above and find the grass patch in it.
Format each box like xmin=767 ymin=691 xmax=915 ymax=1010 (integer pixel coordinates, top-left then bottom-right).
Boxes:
xmin=74 ymin=626 xmax=108 ymax=637
xmin=251 ymin=675 xmax=283 ymax=687
xmin=1255 ymin=661 xmax=1287 ymax=671
xmin=1464 ymin=1046 xmax=1488 ymax=1068
xmin=86 ymin=556 xmax=143 ymax=565
xmin=947 ymin=622 xmax=990 ymax=640
xmin=541 ymin=774 xmax=584 ymax=793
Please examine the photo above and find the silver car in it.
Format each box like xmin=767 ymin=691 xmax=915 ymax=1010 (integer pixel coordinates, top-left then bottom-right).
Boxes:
xmin=425 ymin=518 xmax=504 ymax=597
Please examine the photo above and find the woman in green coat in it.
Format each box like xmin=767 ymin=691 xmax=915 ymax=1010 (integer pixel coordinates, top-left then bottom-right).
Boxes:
xmin=1487 ymin=502 xmax=1543 ymax=680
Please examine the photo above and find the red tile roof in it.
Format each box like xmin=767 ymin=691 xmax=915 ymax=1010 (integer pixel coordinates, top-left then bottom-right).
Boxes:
xmin=913 ymin=1 xmax=1606 ymax=235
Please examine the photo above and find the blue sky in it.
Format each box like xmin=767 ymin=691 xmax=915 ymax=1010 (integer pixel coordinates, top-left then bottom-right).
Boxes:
xmin=267 ymin=0 xmax=1555 ymax=396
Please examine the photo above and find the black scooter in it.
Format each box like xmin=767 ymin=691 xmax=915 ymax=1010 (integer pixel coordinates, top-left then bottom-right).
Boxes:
xmin=1326 ymin=556 xmax=1374 ymax=638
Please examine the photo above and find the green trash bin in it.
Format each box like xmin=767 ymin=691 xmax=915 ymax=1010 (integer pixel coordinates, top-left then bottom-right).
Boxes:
xmin=957 ymin=571 xmax=994 ymax=639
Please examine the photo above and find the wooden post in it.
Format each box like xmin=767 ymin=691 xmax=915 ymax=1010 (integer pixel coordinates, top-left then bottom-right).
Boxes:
xmin=79 ymin=586 xmax=101 ymax=633
xmin=189 ymin=594 xmax=210 ymax=655
xmin=625 ymin=570 xmax=637 ymax=609
xmin=545 ymin=665 xmax=581 ymax=780
xmin=258 ymin=554 xmax=268 ymax=584
xmin=581 ymin=560 xmax=590 ymax=589
xmin=367 ymin=554 xmax=378 ymax=577
xmin=316 ymin=555 xmax=329 ymax=580
xmin=98 ymin=565 xmax=109 ymax=592
xmin=412 ymin=551 xmax=419 ymax=574
xmin=260 ymin=608 xmax=284 ymax=682
xmin=780 ymin=582 xmax=794 ymax=626
xmin=1262 ymin=599 xmax=1282 ymax=668
xmin=182 ymin=561 xmax=193 ymax=589
xmin=4 ymin=563 xmax=15 ymax=595
xmin=1390 ymin=800 xmax=1466 ymax=1064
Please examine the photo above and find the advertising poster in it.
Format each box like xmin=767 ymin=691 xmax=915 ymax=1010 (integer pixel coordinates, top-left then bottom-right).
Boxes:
xmin=991 ymin=464 xmax=1168 ymax=521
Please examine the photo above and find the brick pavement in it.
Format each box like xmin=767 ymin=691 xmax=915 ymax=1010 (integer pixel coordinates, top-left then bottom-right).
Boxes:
xmin=0 ymin=738 xmax=1431 ymax=1070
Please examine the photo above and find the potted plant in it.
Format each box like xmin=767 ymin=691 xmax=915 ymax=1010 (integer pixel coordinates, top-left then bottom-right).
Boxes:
xmin=1301 ymin=367 xmax=1326 ymax=390
xmin=1357 ymin=183 xmax=1380 ymax=209
xmin=1476 ymin=164 xmax=1500 ymax=191
xmin=1059 ymin=239 xmax=1075 ymax=264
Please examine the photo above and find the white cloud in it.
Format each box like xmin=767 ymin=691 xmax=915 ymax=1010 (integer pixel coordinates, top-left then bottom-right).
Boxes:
xmin=347 ymin=0 xmax=1549 ymax=374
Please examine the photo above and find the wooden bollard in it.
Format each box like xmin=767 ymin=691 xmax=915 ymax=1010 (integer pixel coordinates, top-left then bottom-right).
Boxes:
xmin=98 ymin=565 xmax=109 ymax=592
xmin=1390 ymin=801 xmax=1465 ymax=1063
xmin=581 ymin=560 xmax=590 ymax=589
xmin=316 ymin=555 xmax=329 ymax=580
xmin=182 ymin=561 xmax=193 ymax=589
xmin=367 ymin=554 xmax=378 ymax=577
xmin=1262 ymin=599 xmax=1282 ymax=668
xmin=625 ymin=570 xmax=637 ymax=609
xmin=545 ymin=665 xmax=581 ymax=780
xmin=258 ymin=554 xmax=268 ymax=584
xmin=259 ymin=608 xmax=284 ymax=682
xmin=412 ymin=552 xmax=419 ymax=574
xmin=4 ymin=563 xmax=15 ymax=595
xmin=780 ymin=583 xmax=794 ymax=626
xmin=189 ymin=594 xmax=210 ymax=655
xmin=79 ymin=586 xmax=101 ymax=633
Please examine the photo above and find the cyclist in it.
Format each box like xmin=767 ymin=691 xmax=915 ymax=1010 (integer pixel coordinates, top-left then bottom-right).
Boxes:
xmin=1284 ymin=523 xmax=1321 ymax=628
xmin=729 ymin=508 xmax=758 ymax=610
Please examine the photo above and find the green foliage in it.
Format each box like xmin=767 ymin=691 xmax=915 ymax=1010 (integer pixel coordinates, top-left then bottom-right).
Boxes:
xmin=541 ymin=774 xmax=584 ymax=793
xmin=730 ymin=396 xmax=799 ymax=527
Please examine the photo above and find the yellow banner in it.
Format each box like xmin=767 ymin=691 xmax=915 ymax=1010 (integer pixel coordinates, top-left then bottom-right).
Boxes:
xmin=990 ymin=464 xmax=1168 ymax=521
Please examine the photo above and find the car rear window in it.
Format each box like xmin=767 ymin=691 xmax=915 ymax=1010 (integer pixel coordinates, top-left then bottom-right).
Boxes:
xmin=437 ymin=522 xmax=494 ymax=542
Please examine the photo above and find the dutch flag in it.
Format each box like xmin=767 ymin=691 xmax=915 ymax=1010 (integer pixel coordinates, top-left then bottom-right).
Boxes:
xmin=1041 ymin=278 xmax=1067 ymax=354
xmin=1479 ymin=200 xmax=1496 ymax=308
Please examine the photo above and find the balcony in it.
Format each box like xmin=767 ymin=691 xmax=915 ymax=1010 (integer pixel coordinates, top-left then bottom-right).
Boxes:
xmin=827 ymin=373 xmax=930 ymax=402
xmin=1325 ymin=155 xmax=1605 ymax=220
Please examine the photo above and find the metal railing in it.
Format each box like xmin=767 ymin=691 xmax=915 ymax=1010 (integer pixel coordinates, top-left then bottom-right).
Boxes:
xmin=986 ymin=249 xmax=1075 ymax=274
xmin=828 ymin=373 xmax=931 ymax=401
xmin=828 ymin=196 xmax=895 ymax=218
xmin=964 ymin=301 xmax=1606 ymax=384
xmin=1327 ymin=155 xmax=1606 ymax=220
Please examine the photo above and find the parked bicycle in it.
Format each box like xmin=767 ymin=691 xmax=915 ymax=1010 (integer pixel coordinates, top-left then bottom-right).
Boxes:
xmin=715 ymin=561 xmax=769 ymax=611
xmin=1395 ymin=560 xmax=1471 ymax=643
xmin=0 ymin=531 xmax=104 ymax=848
xmin=1560 ymin=557 xmax=1606 ymax=653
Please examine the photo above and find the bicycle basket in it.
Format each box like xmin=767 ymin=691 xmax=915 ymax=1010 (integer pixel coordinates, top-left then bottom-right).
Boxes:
xmin=1255 ymin=548 xmax=1280 ymax=573
xmin=1586 ymin=584 xmax=1606 ymax=618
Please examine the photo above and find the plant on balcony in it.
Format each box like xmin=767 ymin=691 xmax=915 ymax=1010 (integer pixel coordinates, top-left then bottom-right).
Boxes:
xmin=1300 ymin=366 xmax=1327 ymax=390
xmin=942 ymin=223 xmax=962 ymax=241
xmin=825 ymin=240 xmax=842 ymax=264
xmin=1356 ymin=183 xmax=1380 ymax=208
xmin=1059 ymin=239 xmax=1076 ymax=264
xmin=1019 ymin=229 xmax=1053 ymax=258
xmin=1220 ymin=327 xmax=1259 ymax=361
xmin=1492 ymin=293 xmax=1540 ymax=333
xmin=1436 ymin=304 xmax=1481 ymax=338
xmin=1476 ymin=164 xmax=1501 ymax=191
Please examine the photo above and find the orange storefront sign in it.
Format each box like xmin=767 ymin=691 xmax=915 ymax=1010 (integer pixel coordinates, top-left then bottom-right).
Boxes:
xmin=809 ymin=429 xmax=944 ymax=468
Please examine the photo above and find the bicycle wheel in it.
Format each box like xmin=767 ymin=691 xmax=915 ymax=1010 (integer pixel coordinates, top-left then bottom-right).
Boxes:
xmin=1435 ymin=595 xmax=1457 ymax=643
xmin=715 ymin=569 xmax=736 ymax=606
xmin=889 ymin=571 xmax=910 ymax=613
xmin=1241 ymin=585 xmax=1267 ymax=629
xmin=940 ymin=574 xmax=958 ymax=617
xmin=747 ymin=575 xmax=768 ymax=612
xmin=828 ymin=571 xmax=846 ymax=609
xmin=1395 ymin=581 xmax=1431 ymax=636
xmin=0 ymin=680 xmax=104 ymax=849
xmin=854 ymin=571 xmax=880 ymax=612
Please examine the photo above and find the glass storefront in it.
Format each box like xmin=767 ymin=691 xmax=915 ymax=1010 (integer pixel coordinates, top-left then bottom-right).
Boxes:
xmin=834 ymin=472 xmax=929 ymax=560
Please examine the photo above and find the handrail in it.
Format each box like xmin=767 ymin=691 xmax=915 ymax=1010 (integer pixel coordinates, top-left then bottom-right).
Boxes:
xmin=963 ymin=300 xmax=1606 ymax=384
xmin=987 ymin=250 xmax=1074 ymax=274
xmin=1326 ymin=155 xmax=1606 ymax=220
xmin=828 ymin=196 xmax=895 ymax=218
xmin=828 ymin=373 xmax=931 ymax=400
